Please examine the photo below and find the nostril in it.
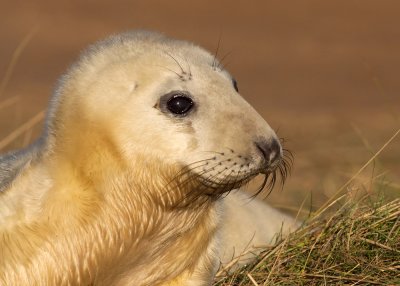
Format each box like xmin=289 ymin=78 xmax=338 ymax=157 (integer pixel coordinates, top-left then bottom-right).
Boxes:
xmin=255 ymin=142 xmax=268 ymax=160
xmin=270 ymin=139 xmax=281 ymax=162
xmin=254 ymin=138 xmax=281 ymax=164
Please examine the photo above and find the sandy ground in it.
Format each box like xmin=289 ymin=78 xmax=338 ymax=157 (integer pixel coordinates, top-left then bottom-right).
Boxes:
xmin=1 ymin=0 xmax=399 ymax=214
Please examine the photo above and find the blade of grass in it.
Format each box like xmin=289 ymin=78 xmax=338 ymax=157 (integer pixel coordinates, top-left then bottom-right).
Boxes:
xmin=314 ymin=128 xmax=400 ymax=218
xmin=246 ymin=273 xmax=259 ymax=286
xmin=0 ymin=110 xmax=45 ymax=150
xmin=0 ymin=27 xmax=38 ymax=99
xmin=0 ymin=96 xmax=20 ymax=110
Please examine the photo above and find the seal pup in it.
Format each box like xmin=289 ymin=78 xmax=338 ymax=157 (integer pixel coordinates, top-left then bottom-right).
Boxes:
xmin=0 ymin=31 xmax=295 ymax=285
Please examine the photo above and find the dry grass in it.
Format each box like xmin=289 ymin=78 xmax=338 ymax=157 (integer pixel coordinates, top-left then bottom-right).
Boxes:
xmin=214 ymin=195 xmax=400 ymax=285
xmin=0 ymin=29 xmax=44 ymax=151
xmin=214 ymin=130 xmax=400 ymax=285
xmin=0 ymin=110 xmax=45 ymax=150
xmin=0 ymin=95 xmax=20 ymax=110
xmin=0 ymin=28 xmax=37 ymax=100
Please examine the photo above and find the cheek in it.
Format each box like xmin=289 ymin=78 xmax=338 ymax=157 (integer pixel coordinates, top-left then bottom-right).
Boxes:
xmin=113 ymin=112 xmax=193 ymax=162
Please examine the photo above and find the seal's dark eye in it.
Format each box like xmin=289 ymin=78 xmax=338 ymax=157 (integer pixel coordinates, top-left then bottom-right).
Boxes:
xmin=167 ymin=95 xmax=194 ymax=115
xmin=232 ymin=78 xmax=239 ymax=92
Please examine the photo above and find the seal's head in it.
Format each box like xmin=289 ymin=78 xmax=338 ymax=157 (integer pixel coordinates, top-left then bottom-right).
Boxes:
xmin=48 ymin=31 xmax=290 ymax=203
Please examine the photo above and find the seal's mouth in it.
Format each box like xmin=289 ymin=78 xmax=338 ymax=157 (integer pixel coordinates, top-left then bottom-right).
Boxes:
xmin=166 ymin=148 xmax=293 ymax=206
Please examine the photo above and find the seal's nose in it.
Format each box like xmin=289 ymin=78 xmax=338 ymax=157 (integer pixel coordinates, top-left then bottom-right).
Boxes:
xmin=255 ymin=138 xmax=281 ymax=166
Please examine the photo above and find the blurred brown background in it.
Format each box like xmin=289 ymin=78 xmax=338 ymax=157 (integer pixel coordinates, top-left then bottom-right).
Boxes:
xmin=1 ymin=0 xmax=399 ymax=214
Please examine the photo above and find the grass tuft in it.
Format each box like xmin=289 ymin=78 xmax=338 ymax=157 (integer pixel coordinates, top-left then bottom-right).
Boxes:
xmin=214 ymin=195 xmax=400 ymax=285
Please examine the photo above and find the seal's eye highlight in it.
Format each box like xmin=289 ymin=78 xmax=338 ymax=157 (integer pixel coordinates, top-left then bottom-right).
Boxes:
xmin=167 ymin=95 xmax=194 ymax=115
xmin=232 ymin=78 xmax=239 ymax=92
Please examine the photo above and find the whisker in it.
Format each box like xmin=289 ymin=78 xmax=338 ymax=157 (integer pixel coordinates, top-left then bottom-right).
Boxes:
xmin=163 ymin=158 xmax=225 ymax=198
xmin=212 ymin=34 xmax=222 ymax=70
xmin=167 ymin=157 xmax=214 ymax=183
xmin=199 ymin=150 xmax=226 ymax=155
xmin=154 ymin=65 xmax=182 ymax=78
xmin=165 ymin=156 xmax=220 ymax=186
xmin=164 ymin=51 xmax=186 ymax=75
xmin=183 ymin=56 xmax=192 ymax=78
xmin=175 ymin=167 xmax=233 ymax=208
xmin=218 ymin=50 xmax=232 ymax=70
xmin=163 ymin=143 xmax=293 ymax=208
xmin=198 ymin=168 xmax=234 ymax=190
xmin=173 ymin=155 xmax=239 ymax=187
xmin=249 ymin=174 xmax=268 ymax=199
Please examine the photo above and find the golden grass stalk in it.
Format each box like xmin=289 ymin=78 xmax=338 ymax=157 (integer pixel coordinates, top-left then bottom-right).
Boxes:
xmin=0 ymin=110 xmax=45 ymax=150
xmin=0 ymin=28 xmax=38 ymax=99
xmin=0 ymin=96 xmax=20 ymax=111
xmin=314 ymin=128 xmax=400 ymax=218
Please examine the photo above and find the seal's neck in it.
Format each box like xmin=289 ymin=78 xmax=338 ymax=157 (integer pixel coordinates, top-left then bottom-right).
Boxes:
xmin=47 ymin=150 xmax=221 ymax=284
xmin=1 ymin=139 xmax=220 ymax=284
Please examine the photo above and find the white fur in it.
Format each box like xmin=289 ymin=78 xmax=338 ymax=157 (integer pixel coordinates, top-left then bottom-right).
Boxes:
xmin=0 ymin=31 xmax=297 ymax=285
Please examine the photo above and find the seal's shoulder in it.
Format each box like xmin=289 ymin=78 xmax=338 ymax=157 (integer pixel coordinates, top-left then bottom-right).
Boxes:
xmin=0 ymin=142 xmax=42 ymax=192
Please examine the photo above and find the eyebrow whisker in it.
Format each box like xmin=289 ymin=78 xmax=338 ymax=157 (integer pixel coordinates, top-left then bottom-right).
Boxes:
xmin=164 ymin=51 xmax=186 ymax=75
